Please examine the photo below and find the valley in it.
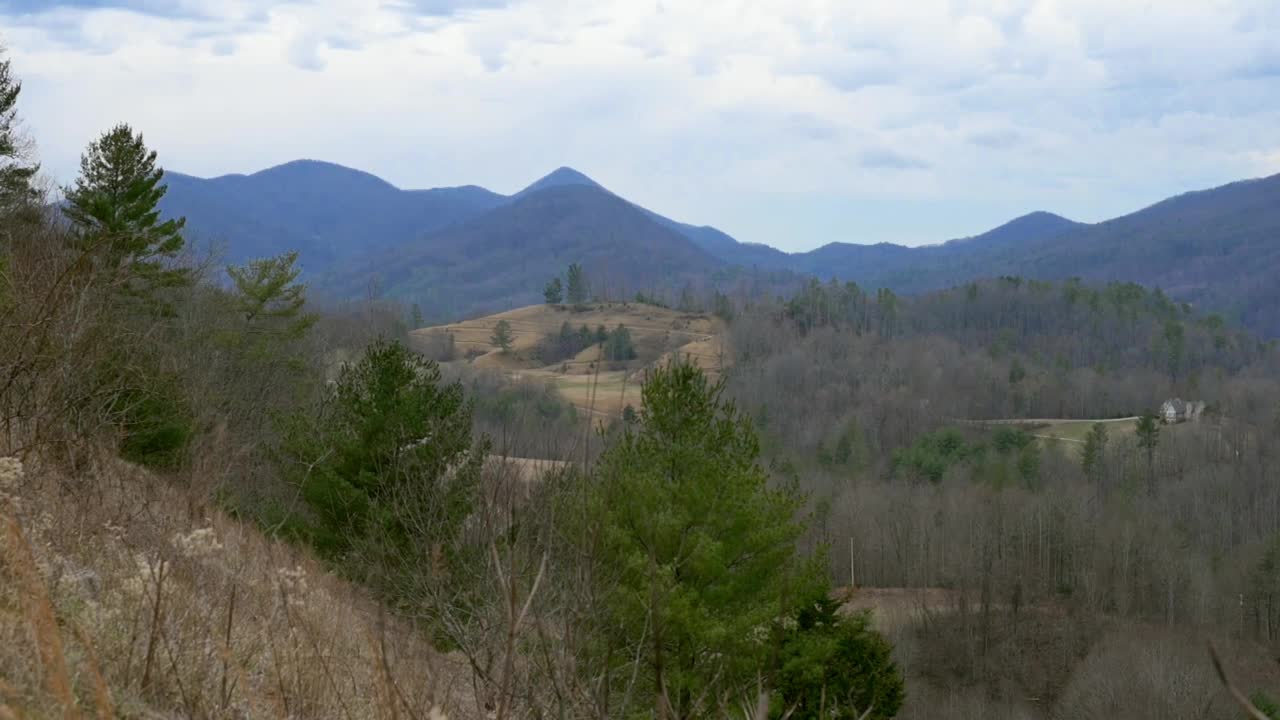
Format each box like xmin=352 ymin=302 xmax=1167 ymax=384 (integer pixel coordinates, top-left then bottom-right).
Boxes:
xmin=4 ymin=15 xmax=1280 ymax=719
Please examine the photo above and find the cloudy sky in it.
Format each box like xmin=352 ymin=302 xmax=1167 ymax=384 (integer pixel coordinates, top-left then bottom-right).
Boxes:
xmin=2 ymin=0 xmax=1279 ymax=250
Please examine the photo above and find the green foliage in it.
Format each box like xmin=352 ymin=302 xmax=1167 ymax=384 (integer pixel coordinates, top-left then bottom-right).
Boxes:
xmin=1081 ymin=422 xmax=1109 ymax=482
xmin=1135 ymin=413 xmax=1160 ymax=492
xmin=1017 ymin=443 xmax=1041 ymax=485
xmin=1008 ymin=357 xmax=1026 ymax=384
xmin=274 ymin=340 xmax=488 ymax=576
xmin=603 ymin=323 xmax=637 ymax=361
xmin=0 ymin=53 xmax=38 ymax=212
xmin=893 ymin=428 xmax=971 ymax=483
xmin=893 ymin=427 xmax=1038 ymax=487
xmin=1135 ymin=413 xmax=1159 ymax=452
xmin=221 ymin=251 xmax=316 ymax=364
xmin=566 ymin=262 xmax=588 ymax=305
xmin=97 ymin=352 xmax=196 ymax=470
xmin=785 ymin=279 xmax=872 ymax=334
xmin=490 ymin=319 xmax=514 ymax=352
xmin=64 ymin=123 xmax=191 ymax=304
xmin=991 ymin=427 xmax=1033 ymax=454
xmin=543 ymin=276 xmax=563 ymax=304
xmin=774 ymin=593 xmax=904 ymax=720
xmin=1252 ymin=692 xmax=1280 ymax=720
xmin=586 ymin=361 xmax=821 ymax=716
xmin=540 ymin=321 xmax=597 ymax=363
xmin=634 ymin=290 xmax=670 ymax=308
xmin=470 ymin=374 xmax=572 ymax=426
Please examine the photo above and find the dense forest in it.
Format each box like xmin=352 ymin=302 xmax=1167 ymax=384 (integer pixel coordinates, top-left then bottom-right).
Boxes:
xmin=2 ymin=45 xmax=1279 ymax=720
xmin=723 ymin=277 xmax=1280 ymax=718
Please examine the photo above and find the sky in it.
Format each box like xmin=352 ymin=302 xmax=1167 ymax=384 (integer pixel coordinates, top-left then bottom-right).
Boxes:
xmin=2 ymin=0 xmax=1279 ymax=251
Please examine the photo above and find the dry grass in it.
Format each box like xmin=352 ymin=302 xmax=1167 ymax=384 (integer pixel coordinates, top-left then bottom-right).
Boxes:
xmin=1032 ymin=418 xmax=1138 ymax=445
xmin=414 ymin=303 xmax=727 ymax=417
xmin=0 ymin=451 xmax=469 ymax=719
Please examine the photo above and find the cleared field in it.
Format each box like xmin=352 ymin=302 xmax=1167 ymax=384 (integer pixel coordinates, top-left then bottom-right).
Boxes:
xmin=413 ymin=302 xmax=727 ymax=417
xmin=1031 ymin=417 xmax=1139 ymax=444
xmin=540 ymin=370 xmax=639 ymax=416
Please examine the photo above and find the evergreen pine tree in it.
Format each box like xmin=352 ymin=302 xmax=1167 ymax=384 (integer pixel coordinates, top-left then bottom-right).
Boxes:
xmin=543 ymin=276 xmax=563 ymax=304
xmin=275 ymin=340 xmax=488 ymax=595
xmin=64 ymin=123 xmax=190 ymax=301
xmin=585 ymin=361 xmax=821 ymax=717
xmin=490 ymin=319 xmax=514 ymax=352
xmin=0 ymin=52 xmax=39 ymax=213
xmin=1081 ymin=421 xmax=1109 ymax=484
xmin=566 ymin=262 xmax=587 ymax=305
xmin=223 ymin=251 xmax=317 ymax=363
xmin=1135 ymin=413 xmax=1160 ymax=493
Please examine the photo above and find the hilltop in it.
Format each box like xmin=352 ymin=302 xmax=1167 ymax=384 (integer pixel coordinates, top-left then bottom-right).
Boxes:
xmin=413 ymin=302 xmax=727 ymax=417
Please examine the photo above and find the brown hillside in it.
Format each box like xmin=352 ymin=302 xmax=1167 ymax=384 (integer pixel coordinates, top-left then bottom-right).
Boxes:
xmin=412 ymin=302 xmax=727 ymax=417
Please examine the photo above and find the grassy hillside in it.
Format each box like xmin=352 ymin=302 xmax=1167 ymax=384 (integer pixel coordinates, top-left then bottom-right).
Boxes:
xmin=0 ymin=454 xmax=469 ymax=719
xmin=414 ymin=302 xmax=726 ymax=416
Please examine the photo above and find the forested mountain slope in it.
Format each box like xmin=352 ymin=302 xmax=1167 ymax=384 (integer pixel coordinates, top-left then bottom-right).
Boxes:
xmin=166 ymin=158 xmax=1280 ymax=334
xmin=163 ymin=160 xmax=507 ymax=267
xmin=326 ymin=184 xmax=725 ymax=319
xmin=790 ymin=174 xmax=1280 ymax=335
xmin=162 ymin=161 xmax=741 ymax=277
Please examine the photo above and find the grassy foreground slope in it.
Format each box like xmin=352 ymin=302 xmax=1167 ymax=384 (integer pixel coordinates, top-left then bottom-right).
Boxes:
xmin=0 ymin=454 xmax=470 ymax=719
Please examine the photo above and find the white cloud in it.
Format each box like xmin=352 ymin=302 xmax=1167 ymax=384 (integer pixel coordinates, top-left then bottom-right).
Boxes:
xmin=2 ymin=0 xmax=1279 ymax=249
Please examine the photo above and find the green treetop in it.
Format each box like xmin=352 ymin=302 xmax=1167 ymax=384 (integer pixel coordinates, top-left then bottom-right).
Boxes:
xmin=566 ymin=262 xmax=588 ymax=305
xmin=544 ymin=276 xmax=563 ymax=304
xmin=64 ymin=123 xmax=190 ymax=300
xmin=0 ymin=53 xmax=39 ymax=213
xmin=223 ymin=251 xmax=317 ymax=363
xmin=587 ymin=361 xmax=821 ymax=717
xmin=491 ymin=319 xmax=514 ymax=352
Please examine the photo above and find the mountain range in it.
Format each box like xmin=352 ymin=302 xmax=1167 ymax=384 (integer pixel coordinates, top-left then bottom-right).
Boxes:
xmin=161 ymin=160 xmax=1280 ymax=335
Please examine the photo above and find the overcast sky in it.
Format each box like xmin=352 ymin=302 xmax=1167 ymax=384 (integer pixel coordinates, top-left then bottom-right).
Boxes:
xmin=2 ymin=0 xmax=1279 ymax=250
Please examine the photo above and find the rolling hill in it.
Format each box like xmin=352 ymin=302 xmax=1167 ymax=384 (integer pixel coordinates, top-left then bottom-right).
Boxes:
xmin=414 ymin=302 xmax=727 ymax=416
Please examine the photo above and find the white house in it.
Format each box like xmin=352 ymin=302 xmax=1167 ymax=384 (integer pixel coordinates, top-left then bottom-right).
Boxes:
xmin=1160 ymin=398 xmax=1205 ymax=424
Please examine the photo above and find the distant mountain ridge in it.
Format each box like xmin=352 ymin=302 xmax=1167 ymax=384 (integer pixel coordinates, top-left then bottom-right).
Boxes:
xmin=164 ymin=160 xmax=507 ymax=267
xmin=161 ymin=160 xmax=1280 ymax=335
xmin=330 ymin=183 xmax=725 ymax=318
